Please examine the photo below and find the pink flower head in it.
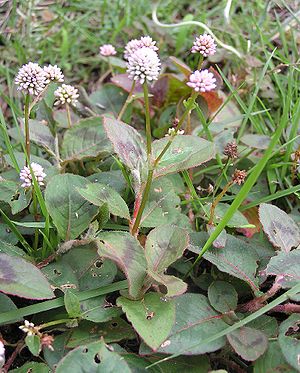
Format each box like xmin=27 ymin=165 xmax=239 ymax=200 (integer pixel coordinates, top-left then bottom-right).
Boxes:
xmin=124 ymin=36 xmax=158 ymax=60
xmin=191 ymin=33 xmax=217 ymax=57
xmin=126 ymin=47 xmax=161 ymax=84
xmin=187 ymin=69 xmax=216 ymax=92
xmin=19 ymin=163 xmax=46 ymax=188
xmin=99 ymin=44 xmax=117 ymax=57
xmin=15 ymin=62 xmax=47 ymax=96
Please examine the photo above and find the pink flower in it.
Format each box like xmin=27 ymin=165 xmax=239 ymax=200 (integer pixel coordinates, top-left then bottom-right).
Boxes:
xmin=99 ymin=44 xmax=117 ymax=57
xmin=15 ymin=62 xmax=47 ymax=96
xmin=124 ymin=36 xmax=158 ymax=60
xmin=187 ymin=69 xmax=216 ymax=92
xmin=20 ymin=163 xmax=46 ymax=188
xmin=191 ymin=34 xmax=217 ymax=57
xmin=126 ymin=47 xmax=161 ymax=84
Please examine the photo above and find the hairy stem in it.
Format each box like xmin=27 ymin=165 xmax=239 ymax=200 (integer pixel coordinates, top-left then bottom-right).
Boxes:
xmin=24 ymin=94 xmax=31 ymax=165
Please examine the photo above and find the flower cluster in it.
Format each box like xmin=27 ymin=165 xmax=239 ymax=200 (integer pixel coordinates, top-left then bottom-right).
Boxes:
xmin=223 ymin=141 xmax=238 ymax=159
xmin=165 ymin=128 xmax=185 ymax=137
xmin=126 ymin=47 xmax=161 ymax=84
xmin=15 ymin=62 xmax=65 ymax=96
xmin=0 ymin=341 xmax=5 ymax=369
xmin=187 ymin=69 xmax=216 ymax=92
xmin=54 ymin=84 xmax=79 ymax=106
xmin=191 ymin=33 xmax=217 ymax=57
xmin=124 ymin=36 xmax=158 ymax=60
xmin=19 ymin=320 xmax=39 ymax=336
xmin=99 ymin=44 xmax=117 ymax=57
xmin=19 ymin=162 xmax=46 ymax=188
xmin=232 ymin=169 xmax=247 ymax=185
xmin=43 ymin=64 xmax=64 ymax=83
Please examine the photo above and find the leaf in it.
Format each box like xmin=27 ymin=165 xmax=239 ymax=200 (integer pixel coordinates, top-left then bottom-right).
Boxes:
xmin=207 ymin=224 xmax=227 ymax=249
xmin=146 ymin=270 xmax=187 ymax=297
xmin=25 ymin=335 xmax=41 ymax=356
xmin=140 ymin=293 xmax=227 ymax=355
xmin=10 ymin=362 xmax=50 ymax=373
xmin=77 ymin=183 xmax=130 ymax=219
xmin=247 ymin=315 xmax=278 ymax=338
xmin=80 ymin=295 xmax=121 ymax=323
xmin=266 ymin=250 xmax=300 ymax=288
xmin=204 ymin=203 xmax=253 ymax=228
xmin=0 ymin=253 xmax=54 ymax=299
xmin=140 ymin=177 xmax=189 ymax=228
xmin=152 ymin=135 xmax=215 ymax=178
xmin=89 ymin=84 xmax=127 ymax=116
xmin=61 ymin=117 xmax=112 ymax=162
xmin=55 ymin=340 xmax=132 ymax=373
xmin=259 ymin=203 xmax=300 ymax=252
xmin=66 ymin=319 xmax=135 ymax=348
xmin=103 ymin=116 xmax=147 ymax=186
xmin=117 ymin=292 xmax=176 ymax=350
xmin=45 ymin=174 xmax=99 ymax=240
xmin=145 ymin=225 xmax=189 ymax=272
xmin=189 ymin=233 xmax=260 ymax=291
xmin=87 ymin=170 xmax=127 ymax=194
xmin=111 ymin=74 xmax=143 ymax=94
xmin=169 ymin=56 xmax=191 ymax=77
xmin=254 ymin=341 xmax=296 ymax=373
xmin=64 ymin=290 xmax=82 ymax=318
xmin=0 ymin=179 xmax=30 ymax=214
xmin=152 ymin=355 xmax=211 ymax=373
xmin=237 ymin=206 xmax=260 ymax=238
xmin=241 ymin=134 xmax=271 ymax=150
xmin=278 ymin=314 xmax=300 ymax=372
xmin=208 ymin=281 xmax=238 ymax=313
xmin=96 ymin=232 xmax=147 ymax=299
xmin=227 ymin=327 xmax=268 ymax=361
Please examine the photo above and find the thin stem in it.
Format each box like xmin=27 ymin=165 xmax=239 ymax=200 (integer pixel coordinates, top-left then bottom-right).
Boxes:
xmin=143 ymin=83 xmax=152 ymax=158
xmin=154 ymin=92 xmax=198 ymax=167
xmin=32 ymin=189 xmax=39 ymax=252
xmin=66 ymin=103 xmax=72 ymax=128
xmin=24 ymin=94 xmax=31 ymax=165
xmin=208 ymin=181 xmax=232 ymax=225
xmin=131 ymin=169 xmax=154 ymax=236
xmin=118 ymin=81 xmax=136 ymax=120
xmin=108 ymin=57 xmax=114 ymax=77
xmin=38 ymin=318 xmax=71 ymax=330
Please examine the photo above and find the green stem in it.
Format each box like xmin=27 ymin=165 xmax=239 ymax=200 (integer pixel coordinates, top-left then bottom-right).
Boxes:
xmin=66 ymin=103 xmax=72 ymax=128
xmin=143 ymin=83 xmax=152 ymax=157
xmin=38 ymin=318 xmax=72 ymax=330
xmin=208 ymin=181 xmax=232 ymax=225
xmin=131 ymin=169 xmax=154 ymax=236
xmin=32 ymin=189 xmax=39 ymax=252
xmin=154 ymin=92 xmax=198 ymax=167
xmin=24 ymin=94 xmax=31 ymax=165
xmin=118 ymin=81 xmax=136 ymax=121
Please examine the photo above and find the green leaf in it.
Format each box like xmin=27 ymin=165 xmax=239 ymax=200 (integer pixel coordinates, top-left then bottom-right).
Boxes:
xmin=89 ymin=84 xmax=127 ymax=116
xmin=64 ymin=290 xmax=82 ymax=318
xmin=61 ymin=117 xmax=112 ymax=162
xmin=103 ymin=116 xmax=147 ymax=187
xmin=247 ymin=315 xmax=278 ymax=338
xmin=189 ymin=233 xmax=260 ymax=291
xmin=97 ymin=232 xmax=147 ymax=299
xmin=241 ymin=134 xmax=271 ymax=149
xmin=140 ymin=177 xmax=189 ymax=228
xmin=208 ymin=281 xmax=238 ymax=313
xmin=254 ymin=341 xmax=296 ymax=373
xmin=45 ymin=174 xmax=99 ymax=240
xmin=80 ymin=295 xmax=121 ymax=323
xmin=117 ymin=293 xmax=176 ymax=350
xmin=278 ymin=314 xmax=300 ymax=371
xmin=146 ymin=270 xmax=187 ymax=297
xmin=152 ymin=355 xmax=210 ymax=373
xmin=66 ymin=319 xmax=135 ymax=348
xmin=266 ymin=250 xmax=300 ymax=288
xmin=140 ymin=293 xmax=227 ymax=355
xmin=145 ymin=225 xmax=189 ymax=272
xmin=0 ymin=253 xmax=54 ymax=299
xmin=152 ymin=135 xmax=215 ymax=178
xmin=259 ymin=203 xmax=300 ymax=252
xmin=205 ymin=203 xmax=253 ymax=228
xmin=77 ymin=183 xmax=130 ymax=219
xmin=25 ymin=334 xmax=41 ymax=356
xmin=10 ymin=362 xmax=50 ymax=373
xmin=87 ymin=170 xmax=127 ymax=194
xmin=227 ymin=327 xmax=268 ymax=361
xmin=0 ymin=179 xmax=30 ymax=214
xmin=55 ymin=340 xmax=132 ymax=373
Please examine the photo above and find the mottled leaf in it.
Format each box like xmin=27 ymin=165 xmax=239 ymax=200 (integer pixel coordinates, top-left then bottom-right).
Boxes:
xmin=152 ymin=135 xmax=215 ymax=178
xmin=208 ymin=281 xmax=238 ymax=313
xmin=117 ymin=292 xmax=176 ymax=350
xmin=97 ymin=232 xmax=147 ymax=299
xmin=10 ymin=362 xmax=50 ymax=373
xmin=89 ymin=84 xmax=127 ymax=116
xmin=266 ymin=250 xmax=300 ymax=288
xmin=241 ymin=134 xmax=271 ymax=150
xmin=259 ymin=203 xmax=300 ymax=252
xmin=146 ymin=270 xmax=187 ymax=297
xmin=227 ymin=327 xmax=268 ymax=361
xmin=0 ymin=253 xmax=54 ymax=299
xmin=45 ymin=174 xmax=99 ymax=240
xmin=77 ymin=183 xmax=130 ymax=219
xmin=61 ymin=117 xmax=112 ymax=162
xmin=55 ymin=340 xmax=132 ymax=373
xmin=278 ymin=314 xmax=300 ymax=372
